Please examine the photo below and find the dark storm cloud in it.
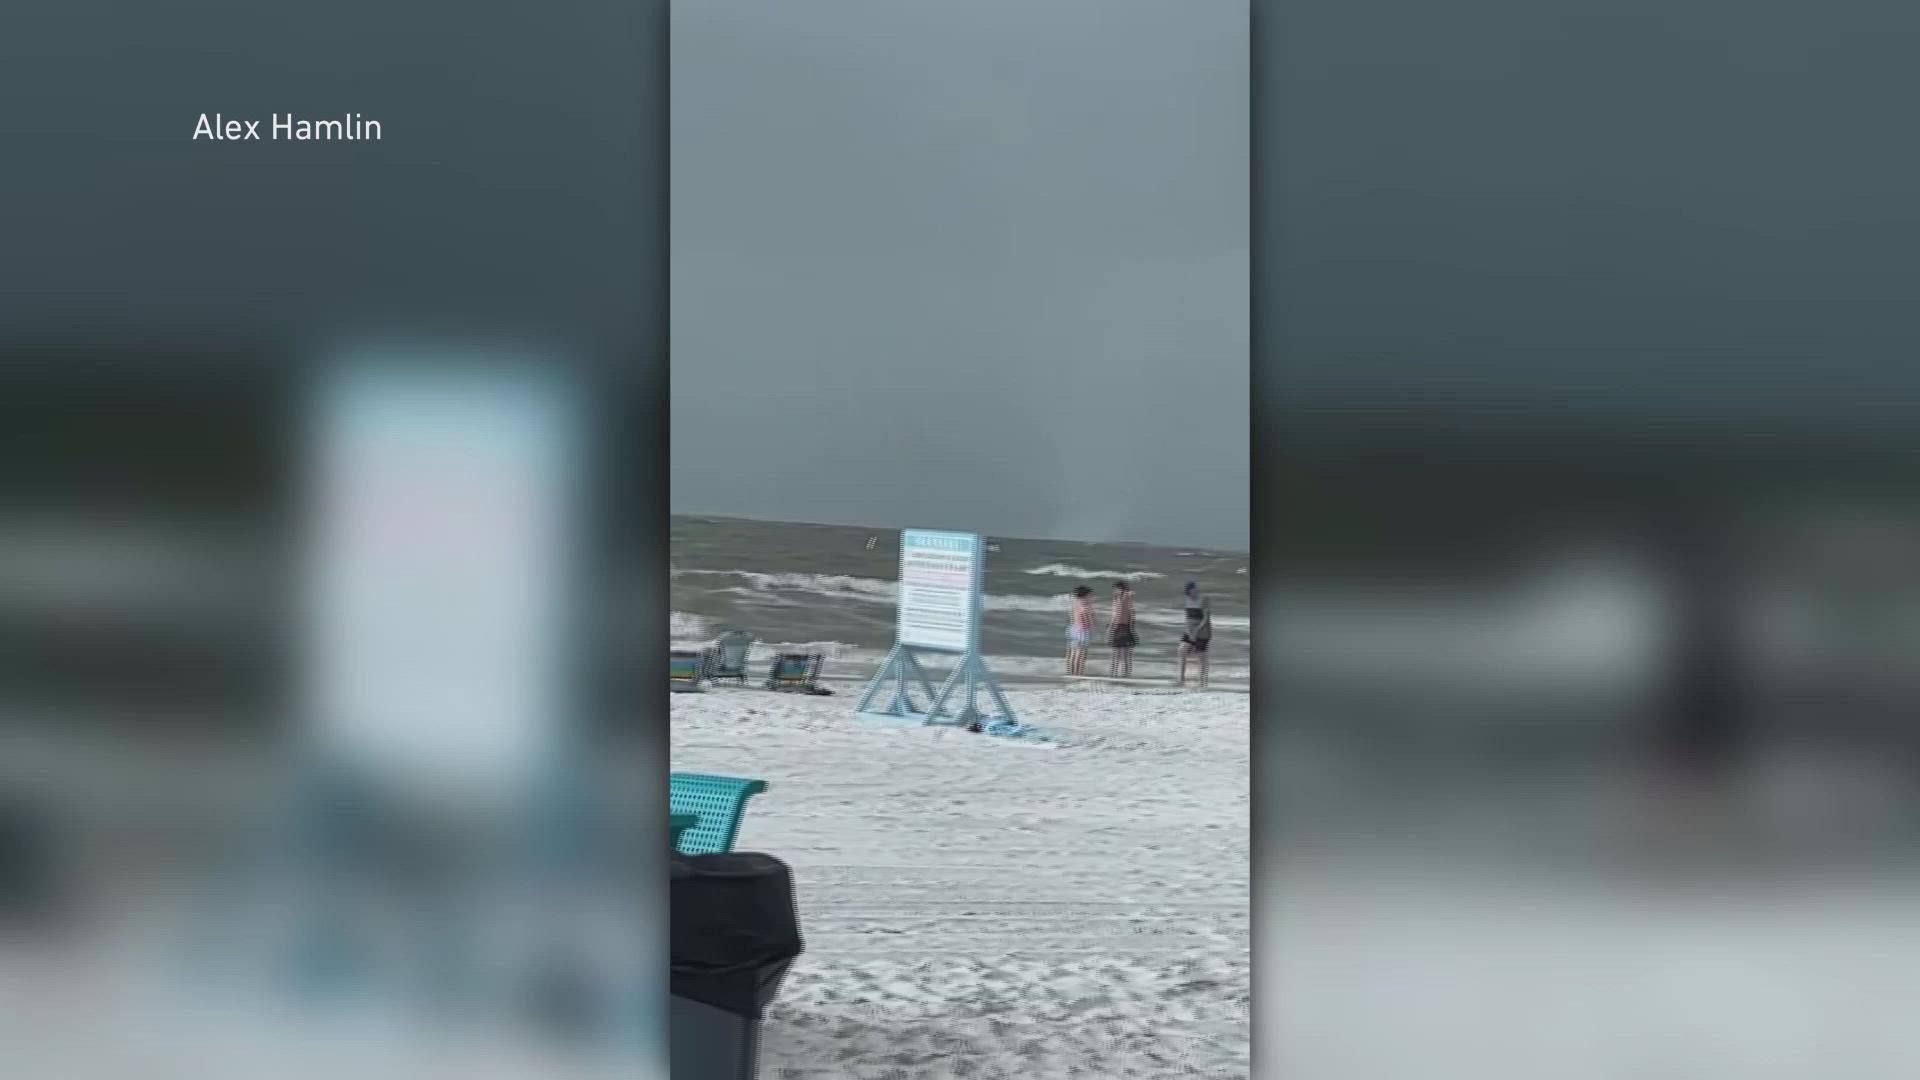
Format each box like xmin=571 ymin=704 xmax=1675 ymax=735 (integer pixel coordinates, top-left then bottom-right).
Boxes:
xmin=671 ymin=0 xmax=1250 ymax=550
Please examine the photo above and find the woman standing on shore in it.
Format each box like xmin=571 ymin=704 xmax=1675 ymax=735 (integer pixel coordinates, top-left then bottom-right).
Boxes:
xmin=1177 ymin=580 xmax=1213 ymax=689
xmin=1107 ymin=580 xmax=1138 ymax=678
xmin=1066 ymin=585 xmax=1095 ymax=677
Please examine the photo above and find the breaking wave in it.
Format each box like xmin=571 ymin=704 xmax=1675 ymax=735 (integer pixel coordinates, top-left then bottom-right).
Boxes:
xmin=1023 ymin=564 xmax=1164 ymax=581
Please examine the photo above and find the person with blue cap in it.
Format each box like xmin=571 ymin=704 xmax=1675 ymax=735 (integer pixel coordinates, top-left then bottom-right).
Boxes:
xmin=1177 ymin=580 xmax=1212 ymax=689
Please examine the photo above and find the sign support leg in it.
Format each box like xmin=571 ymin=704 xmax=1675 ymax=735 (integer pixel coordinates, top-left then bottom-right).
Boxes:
xmin=903 ymin=649 xmax=940 ymax=704
xmin=928 ymin=665 xmax=962 ymax=724
xmin=926 ymin=652 xmax=1007 ymax=729
xmin=855 ymin=644 xmax=914 ymax=716
xmin=856 ymin=645 xmax=944 ymax=721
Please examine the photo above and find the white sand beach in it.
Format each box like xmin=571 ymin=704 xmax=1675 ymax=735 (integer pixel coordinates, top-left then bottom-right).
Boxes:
xmin=672 ymin=682 xmax=1251 ymax=1079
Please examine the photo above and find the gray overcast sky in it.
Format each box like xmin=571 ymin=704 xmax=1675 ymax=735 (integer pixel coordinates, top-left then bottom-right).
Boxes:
xmin=1262 ymin=0 xmax=1920 ymax=447
xmin=670 ymin=0 xmax=1249 ymax=550
xmin=1 ymin=1 xmax=658 ymax=352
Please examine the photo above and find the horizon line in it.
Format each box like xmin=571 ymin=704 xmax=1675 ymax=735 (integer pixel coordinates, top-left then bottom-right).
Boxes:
xmin=670 ymin=511 xmax=1250 ymax=556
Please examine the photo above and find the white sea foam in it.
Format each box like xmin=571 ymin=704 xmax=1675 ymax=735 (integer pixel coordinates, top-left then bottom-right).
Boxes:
xmin=748 ymin=638 xmax=859 ymax=661
xmin=723 ymin=585 xmax=803 ymax=606
xmin=669 ymin=610 xmax=711 ymax=640
xmin=981 ymin=591 xmax=1251 ymax=631
xmin=1022 ymin=564 xmax=1164 ymax=581
xmin=661 ymin=622 xmax=1249 ymax=683
xmin=776 ymin=650 xmax=1240 ymax=686
xmin=965 ymin=652 xmax=1251 ymax=684
xmin=674 ymin=568 xmax=897 ymax=603
xmin=673 ymin=568 xmax=1250 ymax=634
xmin=682 ymin=568 xmax=1025 ymax=612
xmin=668 ymin=616 xmax=863 ymax=662
xmin=983 ymin=593 xmax=1067 ymax=614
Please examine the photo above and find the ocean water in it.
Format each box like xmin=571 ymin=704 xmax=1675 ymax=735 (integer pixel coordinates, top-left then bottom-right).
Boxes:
xmin=669 ymin=516 xmax=1249 ymax=678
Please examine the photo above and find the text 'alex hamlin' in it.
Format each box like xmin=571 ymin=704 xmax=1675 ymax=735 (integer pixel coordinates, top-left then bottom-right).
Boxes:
xmin=192 ymin=113 xmax=382 ymax=140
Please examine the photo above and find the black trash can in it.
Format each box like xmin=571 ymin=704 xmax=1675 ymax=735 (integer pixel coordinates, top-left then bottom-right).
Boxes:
xmin=670 ymin=851 xmax=804 ymax=1080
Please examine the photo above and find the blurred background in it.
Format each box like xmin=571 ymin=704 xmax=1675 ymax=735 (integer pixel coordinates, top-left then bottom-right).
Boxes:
xmin=0 ymin=1 xmax=665 ymax=1075
xmin=1258 ymin=0 xmax=1920 ymax=1074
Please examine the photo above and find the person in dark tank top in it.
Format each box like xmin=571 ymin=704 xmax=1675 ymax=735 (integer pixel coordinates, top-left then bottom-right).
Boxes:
xmin=1178 ymin=580 xmax=1212 ymax=689
xmin=1107 ymin=581 xmax=1139 ymax=678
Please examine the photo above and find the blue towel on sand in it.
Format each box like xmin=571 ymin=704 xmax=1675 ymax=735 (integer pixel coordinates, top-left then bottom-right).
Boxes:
xmin=981 ymin=716 xmax=1056 ymax=742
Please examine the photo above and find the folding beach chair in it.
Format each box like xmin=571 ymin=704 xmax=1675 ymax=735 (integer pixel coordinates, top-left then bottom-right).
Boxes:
xmin=670 ymin=649 xmax=708 ymax=693
xmin=669 ymin=772 xmax=768 ymax=855
xmin=702 ymin=629 xmax=753 ymax=687
xmin=764 ymin=652 xmax=829 ymax=695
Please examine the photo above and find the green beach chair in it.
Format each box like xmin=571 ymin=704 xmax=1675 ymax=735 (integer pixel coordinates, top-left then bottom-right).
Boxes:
xmin=669 ymin=772 xmax=768 ymax=855
xmin=764 ymin=652 xmax=828 ymax=695
xmin=670 ymin=649 xmax=708 ymax=693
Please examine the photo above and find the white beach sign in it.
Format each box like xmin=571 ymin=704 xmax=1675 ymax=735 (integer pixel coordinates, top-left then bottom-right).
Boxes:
xmin=896 ymin=530 xmax=981 ymax=653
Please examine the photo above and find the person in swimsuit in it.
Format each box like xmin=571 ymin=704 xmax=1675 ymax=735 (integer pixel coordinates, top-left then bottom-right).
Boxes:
xmin=1107 ymin=580 xmax=1138 ymax=678
xmin=1066 ymin=585 xmax=1094 ymax=677
xmin=1177 ymin=580 xmax=1212 ymax=689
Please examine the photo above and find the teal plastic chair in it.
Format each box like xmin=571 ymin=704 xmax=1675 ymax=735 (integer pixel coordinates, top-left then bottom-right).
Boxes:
xmin=669 ymin=772 xmax=768 ymax=855
xmin=669 ymin=813 xmax=701 ymax=849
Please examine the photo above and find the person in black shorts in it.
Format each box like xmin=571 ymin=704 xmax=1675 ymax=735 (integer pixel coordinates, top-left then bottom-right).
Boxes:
xmin=1177 ymin=580 xmax=1212 ymax=689
xmin=1107 ymin=581 xmax=1138 ymax=678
